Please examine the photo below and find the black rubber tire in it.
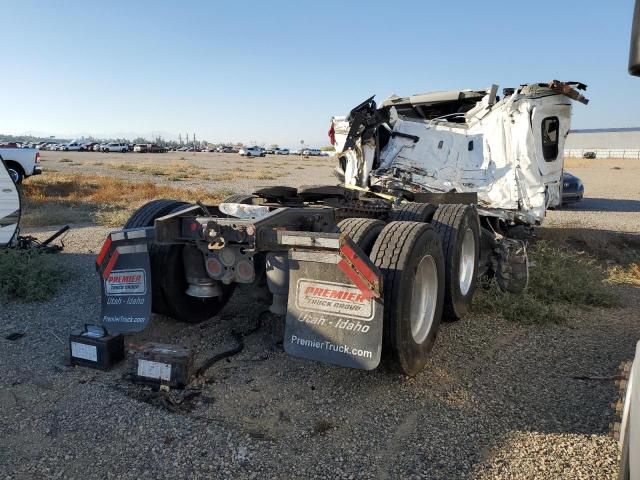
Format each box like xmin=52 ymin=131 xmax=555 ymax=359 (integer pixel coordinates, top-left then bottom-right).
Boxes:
xmin=124 ymin=199 xmax=186 ymax=230
xmin=124 ymin=199 xmax=190 ymax=316
xmin=370 ymin=221 xmax=445 ymax=376
xmin=5 ymin=163 xmax=24 ymax=184
xmin=337 ymin=218 xmax=385 ymax=255
xmin=222 ymin=194 xmax=257 ymax=204
xmin=390 ymin=202 xmax=436 ymax=222
xmin=431 ymin=204 xmax=480 ymax=321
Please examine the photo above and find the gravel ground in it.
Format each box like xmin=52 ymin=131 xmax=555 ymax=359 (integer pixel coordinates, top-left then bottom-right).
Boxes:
xmin=1 ymin=156 xmax=639 ymax=479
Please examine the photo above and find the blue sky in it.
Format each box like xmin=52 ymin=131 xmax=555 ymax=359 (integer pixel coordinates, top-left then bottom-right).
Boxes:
xmin=1 ymin=0 xmax=638 ymax=147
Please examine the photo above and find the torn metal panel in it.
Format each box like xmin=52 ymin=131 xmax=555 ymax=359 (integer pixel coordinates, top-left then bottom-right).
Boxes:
xmin=331 ymin=80 xmax=588 ymax=226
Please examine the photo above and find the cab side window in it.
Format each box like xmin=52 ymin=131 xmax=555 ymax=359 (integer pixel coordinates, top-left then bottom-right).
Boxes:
xmin=542 ymin=117 xmax=559 ymax=161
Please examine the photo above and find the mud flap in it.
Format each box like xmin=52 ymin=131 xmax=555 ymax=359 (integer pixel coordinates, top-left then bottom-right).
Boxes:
xmin=95 ymin=228 xmax=154 ymax=334
xmin=280 ymin=232 xmax=384 ymax=370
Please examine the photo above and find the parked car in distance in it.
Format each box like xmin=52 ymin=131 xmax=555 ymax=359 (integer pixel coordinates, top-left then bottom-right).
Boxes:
xmin=102 ymin=142 xmax=129 ymax=153
xmin=61 ymin=141 xmax=83 ymax=151
xmin=81 ymin=142 xmax=99 ymax=151
xmin=583 ymin=151 xmax=596 ymax=159
xmin=561 ymin=171 xmax=584 ymax=205
xmin=239 ymin=146 xmax=265 ymax=157
xmin=149 ymin=144 xmax=167 ymax=153
xmin=274 ymin=148 xmax=290 ymax=155
xmin=302 ymin=148 xmax=321 ymax=156
xmin=264 ymin=148 xmax=275 ymax=155
xmin=0 ymin=147 xmax=42 ymax=183
xmin=133 ymin=144 xmax=147 ymax=153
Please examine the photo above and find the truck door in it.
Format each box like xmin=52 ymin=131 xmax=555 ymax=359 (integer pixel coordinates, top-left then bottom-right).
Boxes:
xmin=0 ymin=159 xmax=20 ymax=247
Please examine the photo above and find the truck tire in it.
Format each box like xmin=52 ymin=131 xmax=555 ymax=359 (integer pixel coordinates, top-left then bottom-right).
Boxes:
xmin=222 ymin=194 xmax=257 ymax=204
xmin=390 ymin=202 xmax=436 ymax=222
xmin=370 ymin=221 xmax=445 ymax=376
xmin=124 ymin=199 xmax=190 ymax=316
xmin=431 ymin=204 xmax=480 ymax=321
xmin=337 ymin=218 xmax=385 ymax=255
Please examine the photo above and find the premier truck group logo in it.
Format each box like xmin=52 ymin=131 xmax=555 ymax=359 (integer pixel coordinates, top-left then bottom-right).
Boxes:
xmin=295 ymin=279 xmax=374 ymax=320
xmin=105 ymin=269 xmax=147 ymax=296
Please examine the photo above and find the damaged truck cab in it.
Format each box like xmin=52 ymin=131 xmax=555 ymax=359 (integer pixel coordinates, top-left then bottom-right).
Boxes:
xmin=96 ymin=80 xmax=587 ymax=377
xmin=332 ymin=81 xmax=588 ymax=226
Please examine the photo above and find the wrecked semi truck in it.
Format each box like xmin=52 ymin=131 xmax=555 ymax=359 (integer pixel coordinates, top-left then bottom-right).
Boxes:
xmin=95 ymin=80 xmax=587 ymax=376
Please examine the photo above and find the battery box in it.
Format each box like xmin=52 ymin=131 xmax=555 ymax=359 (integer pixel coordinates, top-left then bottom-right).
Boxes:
xmin=69 ymin=325 xmax=125 ymax=370
xmin=130 ymin=343 xmax=193 ymax=388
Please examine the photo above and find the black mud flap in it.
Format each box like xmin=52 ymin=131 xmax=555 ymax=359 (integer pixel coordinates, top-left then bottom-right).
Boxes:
xmin=280 ymin=232 xmax=383 ymax=370
xmin=95 ymin=228 xmax=154 ymax=334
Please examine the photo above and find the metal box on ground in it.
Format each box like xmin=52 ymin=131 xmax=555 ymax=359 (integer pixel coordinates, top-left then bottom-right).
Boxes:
xmin=69 ymin=325 xmax=125 ymax=370
xmin=130 ymin=343 xmax=193 ymax=389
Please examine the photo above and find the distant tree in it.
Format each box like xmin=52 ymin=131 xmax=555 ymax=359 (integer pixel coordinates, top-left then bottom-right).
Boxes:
xmin=320 ymin=145 xmax=335 ymax=151
xmin=132 ymin=137 xmax=150 ymax=144
xmin=270 ymin=143 xmax=279 ymax=149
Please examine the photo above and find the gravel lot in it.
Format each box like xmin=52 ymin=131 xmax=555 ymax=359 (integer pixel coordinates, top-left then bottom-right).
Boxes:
xmin=1 ymin=154 xmax=639 ymax=479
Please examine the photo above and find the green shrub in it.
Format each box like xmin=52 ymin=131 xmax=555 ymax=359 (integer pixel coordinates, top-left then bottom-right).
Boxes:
xmin=0 ymin=249 xmax=67 ymax=302
xmin=473 ymin=240 xmax=618 ymax=323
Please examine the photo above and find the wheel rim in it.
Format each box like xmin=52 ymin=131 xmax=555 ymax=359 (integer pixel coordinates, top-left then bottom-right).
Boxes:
xmin=459 ymin=228 xmax=475 ymax=296
xmin=7 ymin=169 xmax=19 ymax=183
xmin=410 ymin=255 xmax=438 ymax=344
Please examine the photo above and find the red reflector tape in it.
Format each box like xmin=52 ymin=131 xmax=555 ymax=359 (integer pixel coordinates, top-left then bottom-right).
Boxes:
xmin=337 ymin=259 xmax=375 ymax=300
xmin=96 ymin=236 xmax=112 ymax=266
xmin=102 ymin=249 xmax=120 ymax=280
xmin=340 ymin=242 xmax=379 ymax=287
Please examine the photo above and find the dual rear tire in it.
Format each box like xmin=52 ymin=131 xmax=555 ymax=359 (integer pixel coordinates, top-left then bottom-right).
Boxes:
xmin=370 ymin=222 xmax=445 ymax=376
xmin=339 ymin=218 xmax=445 ymax=376
xmin=431 ymin=204 xmax=480 ymax=321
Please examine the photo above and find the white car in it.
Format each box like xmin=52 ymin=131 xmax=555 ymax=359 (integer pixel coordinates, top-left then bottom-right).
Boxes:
xmin=302 ymin=148 xmax=321 ymax=156
xmin=61 ymin=141 xmax=83 ymax=151
xmin=274 ymin=148 xmax=290 ymax=155
xmin=102 ymin=142 xmax=129 ymax=153
xmin=239 ymin=146 xmax=265 ymax=157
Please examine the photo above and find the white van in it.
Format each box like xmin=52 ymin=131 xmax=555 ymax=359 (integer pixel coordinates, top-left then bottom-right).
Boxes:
xmin=0 ymin=156 xmax=21 ymax=247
